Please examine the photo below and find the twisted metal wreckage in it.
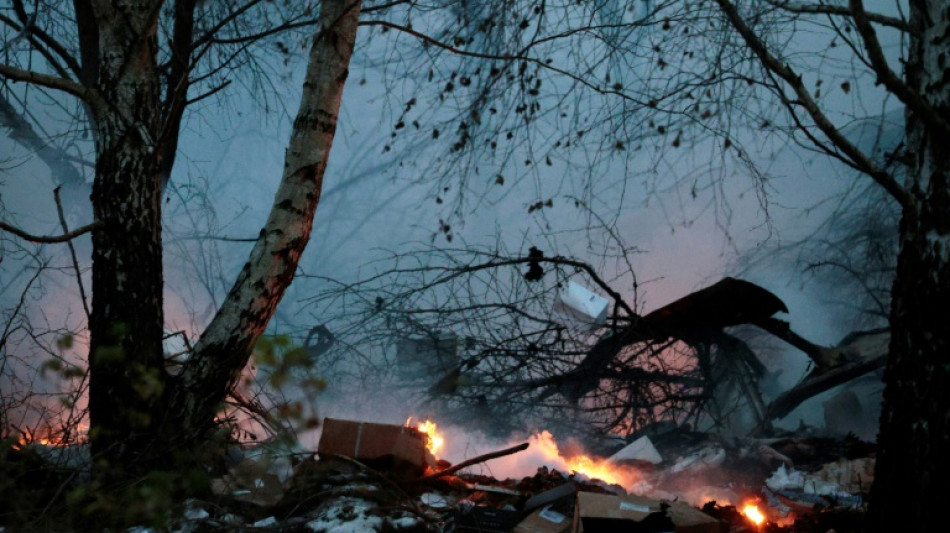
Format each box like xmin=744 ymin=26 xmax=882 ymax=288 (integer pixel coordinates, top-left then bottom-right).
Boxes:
xmin=307 ymin=263 xmax=888 ymax=440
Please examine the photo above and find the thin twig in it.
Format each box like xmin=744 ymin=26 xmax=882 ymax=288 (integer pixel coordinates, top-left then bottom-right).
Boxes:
xmin=413 ymin=442 xmax=530 ymax=482
xmin=53 ymin=187 xmax=91 ymax=320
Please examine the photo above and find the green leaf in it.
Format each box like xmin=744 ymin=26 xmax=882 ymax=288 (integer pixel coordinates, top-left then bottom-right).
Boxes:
xmin=256 ymin=346 xmax=276 ymax=366
xmin=303 ymin=377 xmax=327 ymax=391
xmin=62 ymin=365 xmax=87 ymax=379
xmin=65 ymin=486 xmax=87 ymax=507
xmin=56 ymin=334 xmax=74 ymax=350
xmin=40 ymin=359 xmax=63 ymax=376
xmin=282 ymin=347 xmax=312 ymax=368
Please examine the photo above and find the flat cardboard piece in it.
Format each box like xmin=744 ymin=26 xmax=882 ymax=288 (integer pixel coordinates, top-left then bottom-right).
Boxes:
xmin=572 ymin=491 xmax=719 ymax=533
xmin=514 ymin=505 xmax=572 ymax=533
xmin=317 ymin=418 xmax=436 ymax=471
xmin=609 ymin=435 xmax=663 ymax=464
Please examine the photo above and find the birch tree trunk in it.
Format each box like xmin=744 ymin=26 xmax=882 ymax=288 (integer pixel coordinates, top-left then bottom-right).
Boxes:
xmin=82 ymin=0 xmax=362 ymax=485
xmin=171 ymin=0 xmax=362 ymax=444
xmin=868 ymin=1 xmax=950 ymax=530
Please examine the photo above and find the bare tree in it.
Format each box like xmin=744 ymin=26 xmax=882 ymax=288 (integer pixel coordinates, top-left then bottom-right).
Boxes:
xmin=1 ymin=0 xmax=947 ymax=529
xmin=696 ymin=1 xmax=948 ymax=529
xmin=0 ymin=2 xmax=722 ymax=499
xmin=1 ymin=2 xmax=361 ymax=513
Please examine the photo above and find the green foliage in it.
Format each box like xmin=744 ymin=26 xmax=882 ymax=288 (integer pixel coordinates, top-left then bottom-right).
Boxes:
xmin=56 ymin=333 xmax=73 ymax=351
xmin=182 ymin=467 xmax=212 ymax=495
xmin=39 ymin=358 xmax=62 ymax=375
xmin=131 ymin=363 xmax=165 ymax=400
xmin=252 ymin=333 xmax=325 ymax=440
xmin=59 ymin=455 xmax=215 ymax=530
xmin=40 ymin=357 xmax=86 ymax=381
xmin=91 ymin=344 xmax=125 ymax=365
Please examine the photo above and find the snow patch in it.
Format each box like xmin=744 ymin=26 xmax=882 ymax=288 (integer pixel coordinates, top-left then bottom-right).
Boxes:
xmin=305 ymin=497 xmax=383 ymax=533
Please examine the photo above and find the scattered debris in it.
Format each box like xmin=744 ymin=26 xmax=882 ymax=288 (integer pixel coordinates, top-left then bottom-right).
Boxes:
xmin=2 ymin=414 xmax=876 ymax=532
xmin=670 ymin=445 xmax=726 ymax=473
xmin=210 ymin=449 xmax=292 ymax=506
xmin=513 ymin=505 xmax=572 ymax=533
xmin=553 ymin=281 xmax=610 ymax=331
xmin=609 ymin=435 xmax=663 ymax=465
xmin=573 ymin=491 xmax=719 ymax=533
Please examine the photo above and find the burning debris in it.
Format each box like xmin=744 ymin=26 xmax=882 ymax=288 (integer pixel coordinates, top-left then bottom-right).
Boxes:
xmin=2 ymin=278 xmax=886 ymax=532
xmin=742 ymin=502 xmax=766 ymax=526
xmin=316 ymin=417 xmax=439 ymax=476
xmin=215 ymin=417 xmax=873 ymax=532
xmin=1 ymin=413 xmax=875 ymax=532
xmin=2 ymin=273 xmax=888 ymax=532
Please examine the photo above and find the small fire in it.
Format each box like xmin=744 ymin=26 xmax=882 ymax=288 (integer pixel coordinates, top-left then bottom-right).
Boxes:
xmin=742 ymin=502 xmax=765 ymax=527
xmin=406 ymin=417 xmax=444 ymax=455
xmin=13 ymin=424 xmax=88 ymax=449
xmin=567 ymin=454 xmax=625 ymax=486
xmin=533 ymin=431 xmax=638 ymax=488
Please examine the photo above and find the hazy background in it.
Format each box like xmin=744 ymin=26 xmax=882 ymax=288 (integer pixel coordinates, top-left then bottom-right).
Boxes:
xmin=1 ymin=1 xmax=902 ymax=449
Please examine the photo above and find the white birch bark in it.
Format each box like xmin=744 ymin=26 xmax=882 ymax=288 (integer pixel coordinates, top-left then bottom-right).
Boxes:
xmin=178 ymin=1 xmax=362 ymax=425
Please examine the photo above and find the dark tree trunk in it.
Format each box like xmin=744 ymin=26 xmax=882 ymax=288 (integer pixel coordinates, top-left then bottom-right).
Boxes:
xmin=869 ymin=207 xmax=950 ymax=531
xmin=867 ymin=0 xmax=950 ymax=530
xmin=84 ymin=1 xmax=362 ymax=487
xmin=87 ymin=1 xmax=169 ymax=483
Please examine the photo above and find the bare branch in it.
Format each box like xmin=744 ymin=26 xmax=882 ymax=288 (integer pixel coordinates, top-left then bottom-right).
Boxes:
xmin=158 ymin=0 xmax=199 ymax=190
xmin=848 ymin=0 xmax=950 ymax=139
xmin=73 ymin=0 xmax=99 ymax=87
xmin=5 ymin=0 xmax=84 ymax=78
xmin=54 ymin=187 xmax=91 ymax=321
xmin=361 ymin=1 xmax=410 ymax=14
xmin=413 ymin=442 xmax=530 ymax=481
xmin=0 ymin=219 xmax=100 ymax=244
xmin=190 ymin=0 xmax=265 ymax=50
xmin=714 ymin=0 xmax=912 ymax=209
xmin=765 ymin=0 xmax=912 ymax=32
xmin=184 ymin=79 xmax=232 ymax=106
xmin=753 ymin=317 xmax=837 ymax=367
xmin=0 ymin=62 xmax=105 ymax=113
xmin=0 ymin=93 xmax=86 ymax=187
xmin=358 ymin=20 xmax=660 ymax=109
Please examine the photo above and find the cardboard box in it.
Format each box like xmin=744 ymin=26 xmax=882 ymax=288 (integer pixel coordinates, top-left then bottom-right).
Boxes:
xmin=572 ymin=492 xmax=719 ymax=533
xmin=514 ymin=505 xmax=572 ymax=533
xmin=317 ymin=418 xmax=436 ymax=472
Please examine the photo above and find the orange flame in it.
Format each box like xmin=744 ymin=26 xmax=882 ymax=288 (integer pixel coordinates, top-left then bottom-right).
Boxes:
xmin=13 ymin=424 xmax=88 ymax=449
xmin=567 ymin=454 xmax=625 ymax=486
xmin=406 ymin=417 xmax=444 ymax=456
xmin=742 ymin=503 xmax=765 ymax=526
xmin=533 ymin=431 xmax=638 ymax=488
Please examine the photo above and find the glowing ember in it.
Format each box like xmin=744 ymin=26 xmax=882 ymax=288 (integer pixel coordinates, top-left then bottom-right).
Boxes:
xmin=406 ymin=417 xmax=444 ymax=455
xmin=742 ymin=503 xmax=765 ymax=526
